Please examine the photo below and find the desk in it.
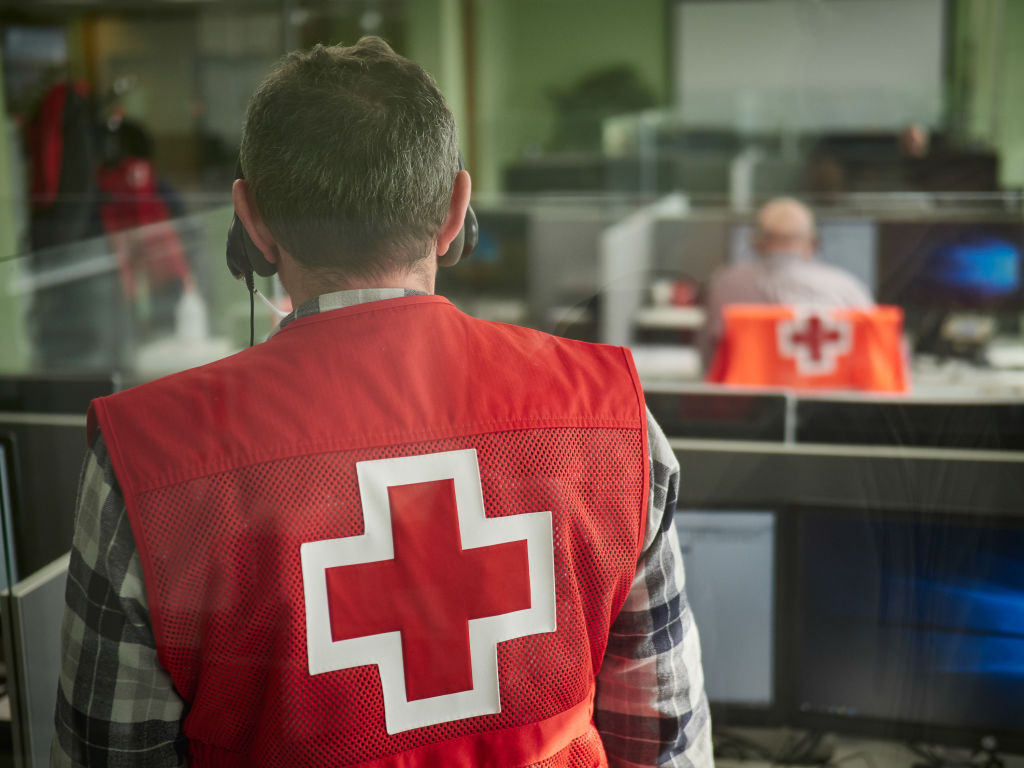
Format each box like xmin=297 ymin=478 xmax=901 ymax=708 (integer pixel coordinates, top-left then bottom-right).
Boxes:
xmin=631 ymin=345 xmax=702 ymax=381
xmin=635 ymin=355 xmax=1024 ymax=401
xmin=633 ymin=305 xmax=705 ymax=331
xmin=911 ymin=356 xmax=1024 ymax=398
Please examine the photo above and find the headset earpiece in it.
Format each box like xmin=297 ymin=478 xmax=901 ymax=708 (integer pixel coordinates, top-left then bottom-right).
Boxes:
xmin=226 ymin=212 xmax=278 ymax=279
xmin=438 ymin=154 xmax=477 ymax=268
xmin=438 ymin=204 xmax=477 ymax=268
xmin=225 ymin=164 xmax=278 ymax=282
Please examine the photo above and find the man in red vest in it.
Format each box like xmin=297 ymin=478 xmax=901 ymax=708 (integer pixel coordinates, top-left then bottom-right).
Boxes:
xmin=53 ymin=38 xmax=711 ymax=767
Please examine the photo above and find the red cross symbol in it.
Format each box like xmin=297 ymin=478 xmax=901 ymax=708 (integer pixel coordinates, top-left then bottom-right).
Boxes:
xmin=300 ymin=449 xmax=556 ymax=734
xmin=325 ymin=478 xmax=531 ymax=701
xmin=777 ymin=310 xmax=852 ymax=376
xmin=788 ymin=315 xmax=841 ymax=362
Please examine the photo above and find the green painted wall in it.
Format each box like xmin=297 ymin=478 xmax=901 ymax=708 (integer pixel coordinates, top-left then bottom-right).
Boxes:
xmin=407 ymin=0 xmax=468 ymax=154
xmin=993 ymin=0 xmax=1024 ymax=191
xmin=471 ymin=0 xmax=669 ymax=194
xmin=0 ymin=45 xmax=14 ymax=262
xmin=951 ymin=0 xmax=1024 ymax=192
xmin=0 ymin=40 xmax=28 ymax=373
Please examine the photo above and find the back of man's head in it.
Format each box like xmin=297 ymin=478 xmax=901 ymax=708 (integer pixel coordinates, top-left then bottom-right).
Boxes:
xmin=754 ymin=197 xmax=817 ymax=259
xmin=240 ymin=37 xmax=459 ymax=278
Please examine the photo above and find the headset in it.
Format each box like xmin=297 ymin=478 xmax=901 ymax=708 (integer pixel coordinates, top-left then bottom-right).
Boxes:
xmin=225 ymin=156 xmax=478 ymax=309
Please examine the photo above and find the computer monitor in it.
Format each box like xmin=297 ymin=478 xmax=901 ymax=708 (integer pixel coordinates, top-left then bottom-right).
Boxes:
xmin=0 ymin=375 xmax=117 ymax=579
xmin=792 ymin=505 xmax=1024 ymax=751
xmin=674 ymin=508 xmax=782 ymax=724
xmin=646 ymin=391 xmax=787 ymax=442
xmin=433 ymin=210 xmax=529 ymax=301
xmin=729 ymin=219 xmax=877 ymax=293
xmin=877 ymin=221 xmax=1024 ymax=310
xmin=0 ymin=375 xmax=116 ymax=414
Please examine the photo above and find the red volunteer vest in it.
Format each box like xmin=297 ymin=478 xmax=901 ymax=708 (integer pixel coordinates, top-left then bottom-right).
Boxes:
xmin=89 ymin=296 xmax=648 ymax=767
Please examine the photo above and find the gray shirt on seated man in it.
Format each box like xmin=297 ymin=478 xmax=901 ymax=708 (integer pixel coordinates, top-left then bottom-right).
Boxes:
xmin=699 ymin=197 xmax=874 ymax=366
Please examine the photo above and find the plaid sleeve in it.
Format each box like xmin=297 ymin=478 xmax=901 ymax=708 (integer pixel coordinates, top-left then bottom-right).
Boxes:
xmin=594 ymin=409 xmax=714 ymax=768
xmin=51 ymin=431 xmax=188 ymax=768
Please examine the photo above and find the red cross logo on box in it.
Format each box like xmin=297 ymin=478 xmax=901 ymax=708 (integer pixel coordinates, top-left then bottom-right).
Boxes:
xmin=300 ymin=449 xmax=556 ymax=734
xmin=776 ymin=309 xmax=853 ymax=377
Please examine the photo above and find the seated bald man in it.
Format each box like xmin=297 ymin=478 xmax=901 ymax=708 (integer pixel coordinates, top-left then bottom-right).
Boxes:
xmin=699 ymin=197 xmax=874 ymax=366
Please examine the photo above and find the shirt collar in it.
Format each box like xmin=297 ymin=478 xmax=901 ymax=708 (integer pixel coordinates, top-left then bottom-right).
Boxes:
xmin=758 ymin=251 xmax=809 ymax=269
xmin=272 ymin=288 xmax=429 ymax=336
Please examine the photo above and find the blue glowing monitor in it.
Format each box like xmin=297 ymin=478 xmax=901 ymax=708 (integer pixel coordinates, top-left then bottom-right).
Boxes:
xmin=927 ymin=236 xmax=1019 ymax=299
xmin=878 ymin=222 xmax=1024 ymax=309
xmin=794 ymin=508 xmax=1024 ymax=748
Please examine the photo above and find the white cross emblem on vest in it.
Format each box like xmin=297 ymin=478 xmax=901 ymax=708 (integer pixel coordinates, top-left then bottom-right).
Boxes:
xmin=300 ymin=449 xmax=556 ymax=734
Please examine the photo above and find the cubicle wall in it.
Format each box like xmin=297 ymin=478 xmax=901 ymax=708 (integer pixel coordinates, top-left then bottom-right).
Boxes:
xmin=1 ymin=554 xmax=70 ymax=768
xmin=669 ymin=438 xmax=1024 ymax=749
xmin=528 ymin=207 xmax=609 ymax=327
xmin=651 ymin=215 xmax=730 ymax=285
xmin=671 ymin=440 xmax=1024 ymax=516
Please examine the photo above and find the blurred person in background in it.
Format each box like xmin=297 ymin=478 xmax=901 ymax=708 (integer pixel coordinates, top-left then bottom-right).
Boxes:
xmin=24 ymin=78 xmax=112 ymax=370
xmin=98 ymin=115 xmax=193 ymax=339
xmin=700 ymin=197 xmax=873 ymax=366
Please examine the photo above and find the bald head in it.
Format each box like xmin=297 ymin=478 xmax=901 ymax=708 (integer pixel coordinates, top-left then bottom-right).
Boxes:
xmin=754 ymin=197 xmax=817 ymax=259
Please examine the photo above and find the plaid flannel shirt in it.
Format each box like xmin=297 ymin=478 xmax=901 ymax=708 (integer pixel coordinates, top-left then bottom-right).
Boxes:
xmin=52 ymin=289 xmax=712 ymax=768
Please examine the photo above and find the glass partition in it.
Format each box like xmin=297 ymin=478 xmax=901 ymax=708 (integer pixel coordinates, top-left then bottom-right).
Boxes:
xmin=0 ymin=205 xmax=282 ymax=380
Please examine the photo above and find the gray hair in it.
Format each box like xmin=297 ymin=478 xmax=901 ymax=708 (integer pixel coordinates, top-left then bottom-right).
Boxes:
xmin=240 ymin=37 xmax=459 ymax=277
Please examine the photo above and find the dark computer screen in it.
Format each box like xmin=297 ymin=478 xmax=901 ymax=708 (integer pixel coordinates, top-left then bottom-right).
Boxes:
xmin=794 ymin=507 xmax=1024 ymax=747
xmin=675 ymin=509 xmax=779 ymax=722
xmin=795 ymin=399 xmax=1024 ymax=451
xmin=646 ymin=392 xmax=787 ymax=442
xmin=877 ymin=221 xmax=1024 ymax=310
xmin=731 ymin=219 xmax=878 ymax=293
xmin=0 ymin=375 xmax=117 ymax=578
xmin=433 ymin=210 xmax=529 ymax=300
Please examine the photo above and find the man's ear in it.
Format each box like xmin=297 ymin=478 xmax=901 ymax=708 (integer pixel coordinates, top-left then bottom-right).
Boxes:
xmin=232 ymin=179 xmax=280 ymax=265
xmin=436 ymin=169 xmax=472 ymax=260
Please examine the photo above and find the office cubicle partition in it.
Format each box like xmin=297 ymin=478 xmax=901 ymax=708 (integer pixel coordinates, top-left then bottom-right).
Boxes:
xmin=669 ymin=439 xmax=1024 ymax=752
xmin=1 ymin=553 xmax=69 ymax=768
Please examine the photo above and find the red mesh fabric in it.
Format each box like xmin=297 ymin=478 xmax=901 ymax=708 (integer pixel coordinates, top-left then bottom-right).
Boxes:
xmin=134 ymin=427 xmax=643 ymax=766
xmin=527 ymin=726 xmax=607 ymax=768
